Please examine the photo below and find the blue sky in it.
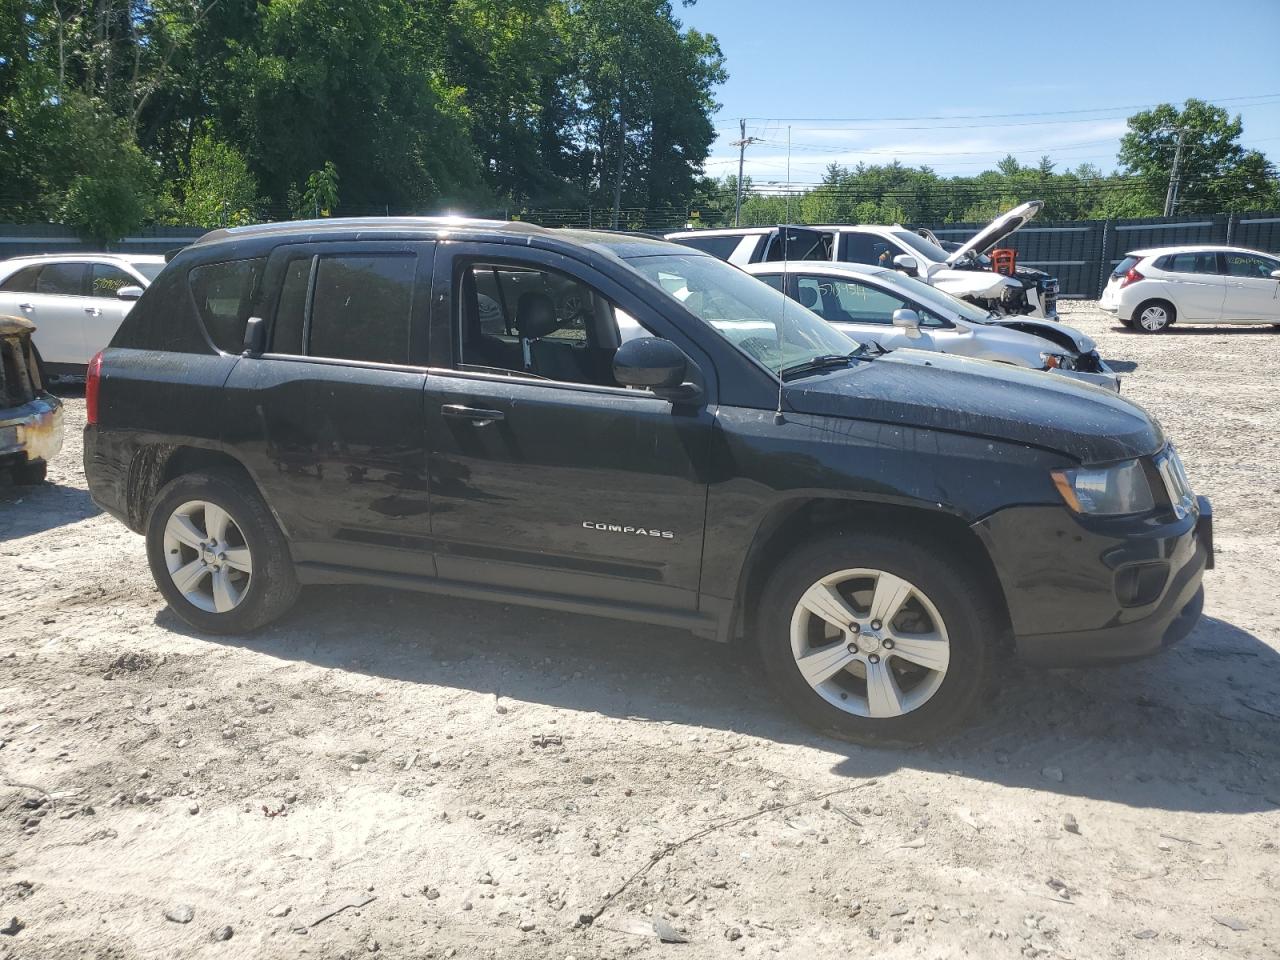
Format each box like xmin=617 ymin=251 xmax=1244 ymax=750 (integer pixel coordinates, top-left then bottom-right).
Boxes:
xmin=677 ymin=0 xmax=1280 ymax=185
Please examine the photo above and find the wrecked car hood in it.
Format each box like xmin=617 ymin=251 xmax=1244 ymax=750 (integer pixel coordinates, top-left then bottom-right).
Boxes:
xmin=989 ymin=317 xmax=1095 ymax=354
xmin=946 ymin=200 xmax=1044 ymax=265
xmin=785 ymin=349 xmax=1160 ymax=463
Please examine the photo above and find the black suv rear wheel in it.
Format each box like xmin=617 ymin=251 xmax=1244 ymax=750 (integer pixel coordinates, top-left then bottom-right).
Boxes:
xmin=757 ymin=530 xmax=997 ymax=744
xmin=145 ymin=471 xmax=300 ymax=633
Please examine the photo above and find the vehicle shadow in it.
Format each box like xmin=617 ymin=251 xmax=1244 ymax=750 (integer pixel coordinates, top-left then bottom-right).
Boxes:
xmin=162 ymin=588 xmax=1280 ymax=814
xmin=1106 ymin=359 xmax=1139 ymax=373
xmin=1115 ymin=326 xmax=1280 ymax=336
xmin=0 ymin=481 xmax=101 ymax=540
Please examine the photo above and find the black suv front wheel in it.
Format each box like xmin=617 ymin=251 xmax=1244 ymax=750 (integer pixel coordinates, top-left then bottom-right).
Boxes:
xmin=757 ymin=531 xmax=997 ymax=744
xmin=146 ymin=471 xmax=300 ymax=633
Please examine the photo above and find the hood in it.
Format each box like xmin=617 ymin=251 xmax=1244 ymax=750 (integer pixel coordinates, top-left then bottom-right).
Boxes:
xmin=785 ymin=349 xmax=1160 ymax=463
xmin=946 ymin=200 xmax=1044 ymax=265
xmin=989 ymin=317 xmax=1095 ymax=355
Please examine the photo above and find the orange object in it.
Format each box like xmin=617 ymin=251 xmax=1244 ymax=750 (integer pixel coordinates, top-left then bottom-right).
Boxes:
xmin=991 ymin=248 xmax=1018 ymax=275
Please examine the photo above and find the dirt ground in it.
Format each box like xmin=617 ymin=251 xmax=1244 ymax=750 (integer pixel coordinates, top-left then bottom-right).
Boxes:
xmin=1 ymin=303 xmax=1278 ymax=960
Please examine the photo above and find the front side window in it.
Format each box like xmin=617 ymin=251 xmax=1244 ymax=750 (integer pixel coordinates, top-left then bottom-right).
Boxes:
xmin=795 ymin=275 xmax=948 ymax=328
xmin=624 ymin=253 xmax=857 ymax=376
xmin=34 ymin=262 xmax=87 ymax=296
xmin=456 ymin=262 xmax=624 ymax=387
xmin=839 ymin=232 xmax=903 ymax=269
xmin=1224 ymin=252 xmax=1279 ymax=279
xmin=189 ymin=258 xmax=266 ymax=353
xmin=92 ymin=263 xmax=137 ymax=297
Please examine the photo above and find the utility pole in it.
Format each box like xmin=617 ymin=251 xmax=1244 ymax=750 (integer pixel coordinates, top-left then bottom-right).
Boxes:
xmin=731 ymin=119 xmax=760 ymax=227
xmin=1163 ymin=128 xmax=1186 ymax=217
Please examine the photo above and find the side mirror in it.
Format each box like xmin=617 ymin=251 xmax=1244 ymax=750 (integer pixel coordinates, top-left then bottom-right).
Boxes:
xmin=1271 ymin=269 xmax=1280 ymax=280
xmin=613 ymin=337 xmax=701 ymax=403
xmin=892 ymin=254 xmax=919 ymax=277
xmin=892 ymin=308 xmax=923 ymax=339
xmin=116 ymin=285 xmax=144 ymax=301
xmin=242 ymin=316 xmax=266 ymax=356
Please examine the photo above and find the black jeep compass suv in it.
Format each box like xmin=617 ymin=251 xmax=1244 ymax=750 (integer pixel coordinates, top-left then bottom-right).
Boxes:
xmin=83 ymin=217 xmax=1212 ymax=742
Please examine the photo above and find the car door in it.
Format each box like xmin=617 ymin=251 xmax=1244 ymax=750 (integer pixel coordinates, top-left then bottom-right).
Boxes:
xmin=1155 ymin=251 xmax=1226 ymax=321
xmin=791 ymin=272 xmax=949 ymax=353
xmin=1221 ymin=251 xmax=1280 ymax=321
xmin=423 ymin=242 xmax=715 ymax=612
xmin=0 ymin=262 xmax=90 ymax=364
xmin=220 ymin=240 xmax=436 ymax=576
xmin=84 ymin=262 xmax=138 ymax=356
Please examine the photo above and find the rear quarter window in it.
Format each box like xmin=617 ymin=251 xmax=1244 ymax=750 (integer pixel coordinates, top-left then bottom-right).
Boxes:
xmin=188 ymin=258 xmax=266 ymax=353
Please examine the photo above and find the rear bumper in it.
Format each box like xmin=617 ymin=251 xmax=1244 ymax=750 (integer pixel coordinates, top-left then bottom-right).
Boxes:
xmin=0 ymin=395 xmax=63 ymax=464
xmin=976 ymin=496 xmax=1212 ymax=668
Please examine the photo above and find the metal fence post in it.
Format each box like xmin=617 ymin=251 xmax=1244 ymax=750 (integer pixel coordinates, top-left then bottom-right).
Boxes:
xmin=1097 ymin=220 xmax=1110 ymax=300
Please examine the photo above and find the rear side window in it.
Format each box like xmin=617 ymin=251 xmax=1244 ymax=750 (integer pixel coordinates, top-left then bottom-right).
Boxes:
xmin=672 ymin=235 xmax=743 ymax=260
xmin=189 ymin=258 xmax=266 ymax=353
xmin=1158 ymin=252 xmax=1218 ymax=275
xmin=35 ymin=262 xmax=87 ymax=296
xmin=293 ymin=254 xmax=417 ymax=365
xmin=1111 ymin=256 xmax=1141 ymax=277
xmin=0 ymin=264 xmax=41 ymax=293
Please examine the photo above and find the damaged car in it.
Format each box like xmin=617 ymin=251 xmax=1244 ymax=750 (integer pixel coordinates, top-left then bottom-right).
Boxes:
xmin=1 ymin=314 xmax=63 ymax=484
xmin=665 ymin=200 xmax=1059 ymax=319
xmin=745 ymin=262 xmax=1118 ymax=391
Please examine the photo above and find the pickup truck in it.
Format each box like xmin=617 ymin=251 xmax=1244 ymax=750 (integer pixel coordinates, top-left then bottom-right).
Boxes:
xmin=83 ymin=218 xmax=1211 ymax=743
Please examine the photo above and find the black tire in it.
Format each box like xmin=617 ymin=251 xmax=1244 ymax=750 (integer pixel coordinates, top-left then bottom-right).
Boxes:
xmin=145 ymin=471 xmax=299 ymax=634
xmin=756 ymin=530 xmax=1000 ymax=745
xmin=12 ymin=460 xmax=48 ymax=485
xmin=1132 ymin=299 xmax=1175 ymax=333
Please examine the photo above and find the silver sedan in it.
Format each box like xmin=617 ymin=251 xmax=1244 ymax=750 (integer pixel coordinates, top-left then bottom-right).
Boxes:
xmin=745 ymin=262 xmax=1120 ymax=392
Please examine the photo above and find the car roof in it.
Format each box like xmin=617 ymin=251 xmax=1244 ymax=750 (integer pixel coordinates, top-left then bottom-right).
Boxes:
xmin=190 ymin=217 xmax=688 ymax=262
xmin=1128 ymin=244 xmax=1275 ymax=257
xmin=744 ymin=261 xmax=891 ymax=280
xmin=664 ymin=227 xmax=776 ymax=238
xmin=0 ymin=252 xmax=165 ymax=266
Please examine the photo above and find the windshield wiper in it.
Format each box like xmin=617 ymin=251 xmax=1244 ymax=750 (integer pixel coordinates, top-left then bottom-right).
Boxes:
xmin=780 ymin=352 xmax=858 ymax=380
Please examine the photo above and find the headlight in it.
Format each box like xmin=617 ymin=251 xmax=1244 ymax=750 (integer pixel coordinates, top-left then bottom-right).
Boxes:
xmin=1051 ymin=460 xmax=1154 ymax=515
xmin=1040 ymin=352 xmax=1077 ymax=371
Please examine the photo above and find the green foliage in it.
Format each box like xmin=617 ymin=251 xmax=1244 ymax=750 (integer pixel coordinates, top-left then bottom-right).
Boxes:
xmin=171 ymin=133 xmax=262 ymax=227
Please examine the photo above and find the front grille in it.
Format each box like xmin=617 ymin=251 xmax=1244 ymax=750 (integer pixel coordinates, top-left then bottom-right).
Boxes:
xmin=1039 ymin=277 xmax=1059 ymax=316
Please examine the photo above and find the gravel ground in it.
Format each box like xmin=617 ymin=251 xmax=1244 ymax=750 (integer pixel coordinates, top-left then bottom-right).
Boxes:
xmin=1 ymin=303 xmax=1278 ymax=959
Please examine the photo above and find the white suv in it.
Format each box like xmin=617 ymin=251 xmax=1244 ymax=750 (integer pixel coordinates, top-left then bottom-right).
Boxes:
xmin=666 ymin=201 xmax=1059 ymax=319
xmin=0 ymin=254 xmax=166 ymax=372
xmin=1100 ymin=245 xmax=1280 ymax=332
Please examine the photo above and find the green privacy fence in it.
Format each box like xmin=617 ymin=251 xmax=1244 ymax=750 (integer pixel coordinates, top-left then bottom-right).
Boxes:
xmin=4 ymin=213 xmax=1279 ymax=299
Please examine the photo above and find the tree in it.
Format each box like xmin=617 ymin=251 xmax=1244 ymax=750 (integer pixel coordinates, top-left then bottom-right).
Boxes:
xmin=169 ymin=131 xmax=262 ymax=226
xmin=1118 ymin=98 xmax=1279 ymax=214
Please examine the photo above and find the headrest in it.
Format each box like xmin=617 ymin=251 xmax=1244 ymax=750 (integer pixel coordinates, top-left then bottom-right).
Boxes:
xmin=515 ymin=291 xmax=560 ymax=339
xmin=798 ymin=285 xmax=819 ymax=309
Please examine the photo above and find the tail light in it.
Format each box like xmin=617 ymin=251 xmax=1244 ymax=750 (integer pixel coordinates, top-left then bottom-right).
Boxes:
xmin=86 ymin=351 xmax=104 ymax=424
xmin=1119 ymin=268 xmax=1144 ymax=288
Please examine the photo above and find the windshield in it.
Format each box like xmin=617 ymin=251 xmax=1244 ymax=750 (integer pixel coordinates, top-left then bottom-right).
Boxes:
xmin=882 ymin=270 xmax=997 ymax=324
xmin=889 ymin=229 xmax=950 ymax=264
xmin=131 ymin=262 xmax=165 ymax=282
xmin=624 ymin=253 xmax=858 ymax=376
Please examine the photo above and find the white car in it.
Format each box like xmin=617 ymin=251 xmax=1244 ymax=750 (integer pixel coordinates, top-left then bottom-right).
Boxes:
xmin=745 ymin=262 xmax=1119 ymax=392
xmin=1100 ymin=245 xmax=1280 ymax=332
xmin=0 ymin=254 xmax=166 ymax=371
xmin=666 ymin=201 xmax=1059 ymax=319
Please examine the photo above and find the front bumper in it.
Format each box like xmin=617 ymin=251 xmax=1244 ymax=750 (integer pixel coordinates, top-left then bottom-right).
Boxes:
xmin=975 ymin=495 xmax=1212 ymax=668
xmin=0 ymin=395 xmax=63 ymax=464
xmin=1048 ymin=358 xmax=1121 ymax=393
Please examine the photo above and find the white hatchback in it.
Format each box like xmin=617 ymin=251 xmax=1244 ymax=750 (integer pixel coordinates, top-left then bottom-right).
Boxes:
xmin=1100 ymin=245 xmax=1280 ymax=332
xmin=0 ymin=253 xmax=167 ymax=371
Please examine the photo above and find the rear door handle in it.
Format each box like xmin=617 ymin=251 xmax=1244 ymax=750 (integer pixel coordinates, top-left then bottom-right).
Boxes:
xmin=84 ymin=306 xmax=101 ymax=316
xmin=18 ymin=302 xmax=33 ymax=311
xmin=441 ymin=404 xmax=505 ymax=424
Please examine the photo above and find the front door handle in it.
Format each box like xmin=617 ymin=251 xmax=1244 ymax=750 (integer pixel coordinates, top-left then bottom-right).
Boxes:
xmin=84 ymin=306 xmax=101 ymax=316
xmin=18 ymin=302 xmax=33 ymax=311
xmin=441 ymin=404 xmax=505 ymax=424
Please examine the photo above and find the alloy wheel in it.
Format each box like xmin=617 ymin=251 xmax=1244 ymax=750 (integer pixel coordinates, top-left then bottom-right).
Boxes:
xmin=162 ymin=500 xmax=253 ymax=613
xmin=789 ymin=568 xmax=951 ymax=719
